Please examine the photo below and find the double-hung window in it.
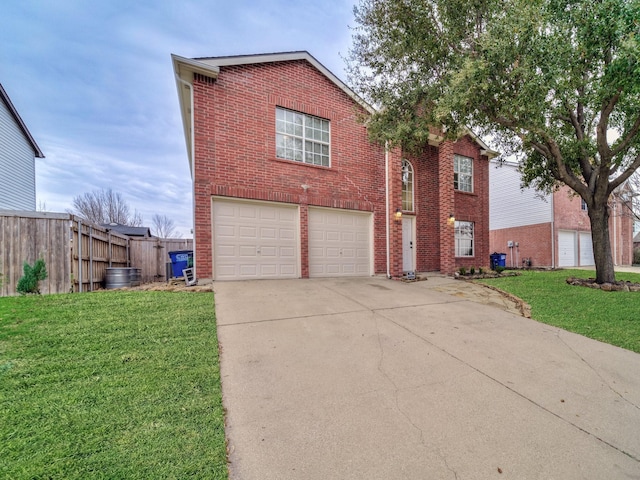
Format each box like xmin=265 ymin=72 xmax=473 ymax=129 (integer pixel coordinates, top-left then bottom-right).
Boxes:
xmin=455 ymin=221 xmax=474 ymax=257
xmin=276 ymin=107 xmax=330 ymax=167
xmin=454 ymin=154 xmax=473 ymax=192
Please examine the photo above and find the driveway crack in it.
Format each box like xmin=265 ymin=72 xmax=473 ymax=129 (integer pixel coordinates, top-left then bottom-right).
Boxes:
xmin=555 ymin=329 xmax=640 ymax=411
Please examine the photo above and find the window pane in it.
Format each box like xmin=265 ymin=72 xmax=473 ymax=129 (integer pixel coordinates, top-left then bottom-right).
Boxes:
xmin=275 ymin=107 xmax=330 ymax=166
xmin=454 ymin=221 xmax=474 ymax=257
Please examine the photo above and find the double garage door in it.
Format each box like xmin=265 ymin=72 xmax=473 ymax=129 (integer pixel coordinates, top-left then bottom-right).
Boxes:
xmin=558 ymin=230 xmax=595 ymax=267
xmin=212 ymin=198 xmax=371 ymax=280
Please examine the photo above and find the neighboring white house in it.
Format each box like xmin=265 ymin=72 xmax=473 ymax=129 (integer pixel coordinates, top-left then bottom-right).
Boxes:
xmin=0 ymin=83 xmax=44 ymax=210
xmin=490 ymin=160 xmax=634 ymax=268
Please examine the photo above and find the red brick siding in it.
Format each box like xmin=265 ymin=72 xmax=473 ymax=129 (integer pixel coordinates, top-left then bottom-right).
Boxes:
xmin=410 ymin=145 xmax=441 ymax=271
xmin=452 ymin=136 xmax=490 ymax=271
xmin=192 ymin=60 xmax=386 ymax=279
xmin=191 ymin=59 xmax=492 ymax=279
xmin=490 ymin=223 xmax=553 ymax=267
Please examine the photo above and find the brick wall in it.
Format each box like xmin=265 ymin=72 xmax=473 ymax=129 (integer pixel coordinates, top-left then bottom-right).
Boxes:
xmin=453 ymin=135 xmax=490 ymax=271
xmin=191 ymin=58 xmax=493 ymax=279
xmin=490 ymin=223 xmax=553 ymax=267
xmin=192 ymin=60 xmax=386 ymax=279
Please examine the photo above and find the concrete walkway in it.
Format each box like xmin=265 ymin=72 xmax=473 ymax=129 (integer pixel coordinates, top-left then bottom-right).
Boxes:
xmin=214 ymin=275 xmax=640 ymax=479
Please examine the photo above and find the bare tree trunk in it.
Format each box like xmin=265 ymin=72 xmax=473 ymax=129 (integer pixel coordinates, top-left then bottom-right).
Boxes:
xmin=588 ymin=203 xmax=616 ymax=284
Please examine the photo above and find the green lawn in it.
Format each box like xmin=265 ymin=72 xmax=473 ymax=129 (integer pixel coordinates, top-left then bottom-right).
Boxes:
xmin=0 ymin=290 xmax=227 ymax=480
xmin=478 ymin=269 xmax=640 ymax=353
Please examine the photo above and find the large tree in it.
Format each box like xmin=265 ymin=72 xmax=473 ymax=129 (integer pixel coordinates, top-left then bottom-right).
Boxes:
xmin=71 ymin=188 xmax=143 ymax=227
xmin=348 ymin=0 xmax=640 ymax=283
xmin=151 ymin=213 xmax=181 ymax=238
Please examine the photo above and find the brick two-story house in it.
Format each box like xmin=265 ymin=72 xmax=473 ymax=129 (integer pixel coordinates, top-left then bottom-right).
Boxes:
xmin=172 ymin=52 xmax=496 ymax=281
xmin=490 ymin=160 xmax=634 ymax=268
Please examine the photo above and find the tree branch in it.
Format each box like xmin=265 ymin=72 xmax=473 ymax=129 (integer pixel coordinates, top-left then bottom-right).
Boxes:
xmin=611 ymin=113 xmax=640 ymax=158
xmin=609 ymin=153 xmax=640 ymax=194
xmin=596 ymin=89 xmax=621 ymax=162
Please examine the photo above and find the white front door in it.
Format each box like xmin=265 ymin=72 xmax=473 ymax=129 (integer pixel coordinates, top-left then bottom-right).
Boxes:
xmin=402 ymin=216 xmax=415 ymax=272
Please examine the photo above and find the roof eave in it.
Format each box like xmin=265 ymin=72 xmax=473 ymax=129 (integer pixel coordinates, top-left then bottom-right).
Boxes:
xmin=0 ymin=83 xmax=45 ymax=158
xmin=193 ymin=51 xmax=375 ymax=114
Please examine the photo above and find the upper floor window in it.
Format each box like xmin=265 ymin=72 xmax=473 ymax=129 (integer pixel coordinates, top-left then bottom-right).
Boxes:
xmin=276 ymin=107 xmax=330 ymax=167
xmin=401 ymin=159 xmax=414 ymax=211
xmin=454 ymin=154 xmax=473 ymax=192
xmin=455 ymin=221 xmax=474 ymax=257
xmin=581 ymin=199 xmax=588 ymax=211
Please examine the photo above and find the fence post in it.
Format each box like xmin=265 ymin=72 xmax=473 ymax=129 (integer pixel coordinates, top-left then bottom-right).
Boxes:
xmin=89 ymin=226 xmax=93 ymax=291
xmin=77 ymin=219 xmax=83 ymax=293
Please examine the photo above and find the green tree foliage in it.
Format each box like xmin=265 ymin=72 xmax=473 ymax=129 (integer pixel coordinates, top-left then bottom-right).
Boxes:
xmin=17 ymin=259 xmax=48 ymax=295
xmin=348 ymin=0 xmax=640 ymax=283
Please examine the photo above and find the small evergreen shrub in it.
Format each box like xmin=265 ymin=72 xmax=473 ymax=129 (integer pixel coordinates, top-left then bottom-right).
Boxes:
xmin=634 ymin=248 xmax=640 ymax=265
xmin=17 ymin=259 xmax=48 ymax=295
xmin=479 ymin=267 xmax=484 ymax=274
xmin=459 ymin=267 xmax=467 ymax=275
xmin=495 ymin=266 xmax=505 ymax=274
xmin=470 ymin=267 xmax=475 ymax=275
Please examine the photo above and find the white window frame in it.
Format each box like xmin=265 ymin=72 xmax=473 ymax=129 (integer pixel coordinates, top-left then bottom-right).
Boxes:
xmin=454 ymin=154 xmax=473 ymax=193
xmin=275 ymin=107 xmax=330 ymax=167
xmin=455 ymin=221 xmax=474 ymax=257
xmin=581 ymin=199 xmax=588 ymax=211
xmin=401 ymin=159 xmax=414 ymax=211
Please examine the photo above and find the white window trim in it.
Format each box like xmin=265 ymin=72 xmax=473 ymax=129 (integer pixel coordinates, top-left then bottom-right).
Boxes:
xmin=401 ymin=159 xmax=414 ymax=212
xmin=275 ymin=107 xmax=330 ymax=167
xmin=455 ymin=220 xmax=474 ymax=257
xmin=454 ymin=154 xmax=473 ymax=193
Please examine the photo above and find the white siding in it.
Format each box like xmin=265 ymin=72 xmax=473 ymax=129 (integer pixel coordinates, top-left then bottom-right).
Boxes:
xmin=0 ymin=99 xmax=36 ymax=210
xmin=489 ymin=161 xmax=552 ymax=230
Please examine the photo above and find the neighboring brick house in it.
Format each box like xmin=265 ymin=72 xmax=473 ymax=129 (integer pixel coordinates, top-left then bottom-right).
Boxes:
xmin=490 ymin=161 xmax=634 ymax=268
xmin=172 ymin=52 xmax=496 ymax=281
xmin=0 ymin=83 xmax=44 ymax=210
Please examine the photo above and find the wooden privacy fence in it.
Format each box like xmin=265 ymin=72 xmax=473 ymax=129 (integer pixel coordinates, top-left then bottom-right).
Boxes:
xmin=0 ymin=210 xmax=192 ymax=296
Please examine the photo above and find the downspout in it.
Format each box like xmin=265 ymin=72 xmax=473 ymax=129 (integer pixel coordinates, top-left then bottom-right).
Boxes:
xmin=385 ymin=143 xmax=390 ymax=278
xmin=176 ymin=73 xmax=197 ymax=279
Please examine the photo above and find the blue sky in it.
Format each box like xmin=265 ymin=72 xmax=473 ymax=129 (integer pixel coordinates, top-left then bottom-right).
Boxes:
xmin=2 ymin=0 xmax=357 ymax=236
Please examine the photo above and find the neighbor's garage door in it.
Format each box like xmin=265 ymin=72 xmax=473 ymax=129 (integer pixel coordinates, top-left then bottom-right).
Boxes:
xmin=212 ymin=199 xmax=299 ymax=280
xmin=579 ymin=232 xmax=595 ymax=266
xmin=308 ymin=207 xmax=372 ymax=277
xmin=558 ymin=230 xmax=577 ymax=267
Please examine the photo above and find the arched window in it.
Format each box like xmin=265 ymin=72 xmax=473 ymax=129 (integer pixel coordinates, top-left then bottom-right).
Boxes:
xmin=401 ymin=159 xmax=414 ymax=211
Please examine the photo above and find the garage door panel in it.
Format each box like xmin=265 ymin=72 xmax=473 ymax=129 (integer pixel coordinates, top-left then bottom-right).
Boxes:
xmin=558 ymin=231 xmax=577 ymax=267
xmin=579 ymin=232 xmax=594 ymax=266
xmin=309 ymin=207 xmax=371 ymax=278
xmin=213 ymin=199 xmax=299 ymax=280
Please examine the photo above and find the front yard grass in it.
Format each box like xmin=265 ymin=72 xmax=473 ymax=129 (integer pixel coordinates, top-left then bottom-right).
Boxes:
xmin=0 ymin=290 xmax=227 ymax=479
xmin=478 ymin=269 xmax=640 ymax=354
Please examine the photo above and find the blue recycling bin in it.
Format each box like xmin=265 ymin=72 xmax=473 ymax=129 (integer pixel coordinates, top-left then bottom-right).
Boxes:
xmin=490 ymin=252 xmax=507 ymax=270
xmin=168 ymin=250 xmax=193 ymax=278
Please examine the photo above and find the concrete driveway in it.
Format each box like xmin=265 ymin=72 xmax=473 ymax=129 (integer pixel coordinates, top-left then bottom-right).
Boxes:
xmin=214 ymin=276 xmax=640 ymax=479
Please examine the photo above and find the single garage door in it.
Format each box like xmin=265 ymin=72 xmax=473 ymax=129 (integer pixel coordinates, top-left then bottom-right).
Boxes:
xmin=308 ymin=207 xmax=371 ymax=277
xmin=212 ymin=198 xmax=299 ymax=280
xmin=579 ymin=232 xmax=595 ymax=266
xmin=558 ymin=230 xmax=577 ymax=267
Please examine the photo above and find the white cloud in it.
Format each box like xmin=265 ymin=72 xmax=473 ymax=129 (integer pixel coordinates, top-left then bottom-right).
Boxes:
xmin=5 ymin=0 xmax=358 ymax=239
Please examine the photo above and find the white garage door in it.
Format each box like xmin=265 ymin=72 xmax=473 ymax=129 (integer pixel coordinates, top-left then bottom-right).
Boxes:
xmin=212 ymin=199 xmax=299 ymax=280
xmin=308 ymin=207 xmax=372 ymax=277
xmin=579 ymin=232 xmax=595 ymax=266
xmin=558 ymin=230 xmax=577 ymax=267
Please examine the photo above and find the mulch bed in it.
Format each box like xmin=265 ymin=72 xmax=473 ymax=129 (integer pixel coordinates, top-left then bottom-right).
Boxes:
xmin=566 ymin=276 xmax=640 ymax=292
